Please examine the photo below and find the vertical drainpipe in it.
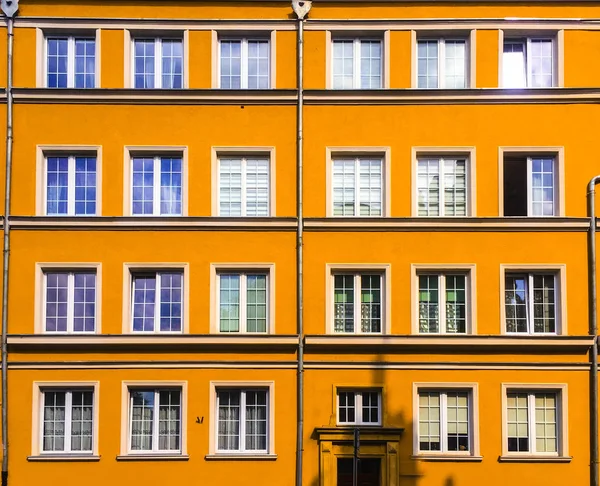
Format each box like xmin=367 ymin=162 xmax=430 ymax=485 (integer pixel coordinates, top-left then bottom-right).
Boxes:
xmin=588 ymin=176 xmax=600 ymax=486
xmin=0 ymin=1 xmax=17 ymax=485
xmin=291 ymin=2 xmax=310 ymax=486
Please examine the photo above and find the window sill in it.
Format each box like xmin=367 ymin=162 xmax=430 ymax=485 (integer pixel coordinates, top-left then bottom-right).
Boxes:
xmin=498 ymin=455 xmax=572 ymax=463
xmin=116 ymin=454 xmax=189 ymax=462
xmin=204 ymin=453 xmax=277 ymax=461
xmin=28 ymin=454 xmax=100 ymax=462
xmin=411 ymin=455 xmax=482 ymax=462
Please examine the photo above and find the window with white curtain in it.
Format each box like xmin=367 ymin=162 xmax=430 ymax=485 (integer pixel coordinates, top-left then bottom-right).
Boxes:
xmin=45 ymin=154 xmax=97 ymax=216
xmin=505 ymin=272 xmax=558 ymax=334
xmin=216 ymin=389 xmax=269 ymax=453
xmin=128 ymin=388 xmax=181 ymax=453
xmin=502 ymin=37 xmax=555 ymax=88
xmin=133 ymin=37 xmax=183 ymax=89
xmin=333 ymin=272 xmax=383 ymax=334
xmin=131 ymin=155 xmax=182 ymax=216
xmin=332 ymin=157 xmax=383 ymax=217
xmin=41 ymin=389 xmax=94 ymax=453
xmin=219 ymin=37 xmax=270 ymax=89
xmin=131 ymin=271 xmax=183 ymax=333
xmin=332 ymin=38 xmax=382 ymax=89
xmin=418 ymin=273 xmax=468 ymax=334
xmin=218 ymin=271 xmax=269 ymax=333
xmin=46 ymin=35 xmax=96 ymax=88
xmin=417 ymin=38 xmax=468 ymax=89
xmin=417 ymin=157 xmax=468 ymax=216
xmin=44 ymin=270 xmax=96 ymax=333
xmin=337 ymin=390 xmax=381 ymax=425
xmin=218 ymin=156 xmax=270 ymax=216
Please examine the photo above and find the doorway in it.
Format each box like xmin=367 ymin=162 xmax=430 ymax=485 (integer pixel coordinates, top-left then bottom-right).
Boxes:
xmin=337 ymin=457 xmax=381 ymax=486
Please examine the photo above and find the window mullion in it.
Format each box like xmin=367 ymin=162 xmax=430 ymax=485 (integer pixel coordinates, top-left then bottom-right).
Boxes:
xmin=68 ymin=156 xmax=76 ymax=216
xmin=528 ymin=394 xmax=535 ymax=453
xmin=354 ymin=38 xmax=360 ymax=89
xmin=241 ymin=158 xmax=247 ymax=216
xmin=439 ymin=275 xmax=446 ymax=334
xmin=240 ymin=391 xmax=246 ymax=452
xmin=154 ymin=157 xmax=161 ymax=216
xmin=67 ymin=37 xmax=75 ymax=88
xmin=356 ymin=392 xmax=363 ymax=425
xmin=440 ymin=392 xmax=448 ymax=453
xmin=526 ymin=157 xmax=533 ymax=216
xmin=526 ymin=38 xmax=532 ymax=87
xmin=155 ymin=39 xmax=162 ymax=88
xmin=439 ymin=40 xmax=445 ymax=89
xmin=128 ymin=391 xmax=134 ymax=452
xmin=155 ymin=273 xmax=161 ymax=333
xmin=242 ymin=39 xmax=248 ymax=89
xmin=67 ymin=273 xmax=75 ymax=333
xmin=438 ymin=159 xmax=445 ymax=216
xmin=354 ymin=274 xmax=361 ymax=334
xmin=240 ymin=274 xmax=247 ymax=333
xmin=354 ymin=158 xmax=360 ymax=216
xmin=64 ymin=391 xmax=73 ymax=453
xmin=153 ymin=390 xmax=160 ymax=452
xmin=527 ymin=274 xmax=534 ymax=334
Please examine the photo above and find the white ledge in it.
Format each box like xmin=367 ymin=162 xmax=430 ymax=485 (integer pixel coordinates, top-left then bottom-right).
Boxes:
xmin=498 ymin=455 xmax=572 ymax=463
xmin=116 ymin=454 xmax=189 ymax=461
xmin=204 ymin=453 xmax=277 ymax=461
xmin=411 ymin=455 xmax=483 ymax=462
xmin=27 ymin=454 xmax=100 ymax=462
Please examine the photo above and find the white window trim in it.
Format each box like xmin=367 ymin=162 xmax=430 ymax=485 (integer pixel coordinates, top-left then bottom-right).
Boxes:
xmin=326 ymin=147 xmax=391 ymax=217
xmin=326 ymin=264 xmax=391 ymax=335
xmin=211 ymin=264 xmax=275 ymax=334
xmin=41 ymin=33 xmax=99 ymax=88
xmin=411 ymin=147 xmax=476 ymax=217
xmin=415 ymin=37 xmax=470 ymax=89
xmin=412 ymin=382 xmax=480 ymax=458
xmin=500 ymin=264 xmax=566 ymax=336
xmin=130 ymin=36 xmax=184 ymax=89
xmin=122 ymin=263 xmax=190 ymax=334
xmin=336 ymin=389 xmax=382 ymax=426
xmin=119 ymin=381 xmax=187 ymax=457
xmin=208 ymin=381 xmax=275 ymax=457
xmin=35 ymin=263 xmax=102 ymax=335
xmin=330 ymin=36 xmax=384 ymax=90
xmin=211 ymin=147 xmax=276 ymax=217
xmin=217 ymin=36 xmax=271 ymax=89
xmin=31 ymin=381 xmax=100 ymax=458
xmin=500 ymin=383 xmax=568 ymax=459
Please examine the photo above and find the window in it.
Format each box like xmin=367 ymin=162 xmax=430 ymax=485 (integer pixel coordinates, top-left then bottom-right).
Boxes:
xmin=332 ymin=37 xmax=382 ymax=89
xmin=505 ymin=272 xmax=557 ymax=334
xmin=219 ymin=37 xmax=270 ymax=89
xmin=503 ymin=156 xmax=557 ymax=216
xmin=337 ymin=390 xmax=381 ymax=426
xmin=418 ymin=390 xmax=471 ymax=454
xmin=218 ymin=156 xmax=270 ymax=217
xmin=417 ymin=38 xmax=468 ymax=89
xmin=418 ymin=273 xmax=467 ymax=334
xmin=133 ymin=37 xmax=183 ymax=89
xmin=506 ymin=391 xmax=559 ymax=454
xmin=131 ymin=155 xmax=182 ymax=216
xmin=503 ymin=37 xmax=555 ymax=88
xmin=218 ymin=272 xmax=269 ymax=333
xmin=131 ymin=271 xmax=183 ymax=333
xmin=216 ymin=388 xmax=269 ymax=453
xmin=45 ymin=155 xmax=97 ymax=216
xmin=40 ymin=389 xmax=94 ymax=454
xmin=128 ymin=388 xmax=181 ymax=453
xmin=46 ymin=36 xmax=96 ymax=88
xmin=332 ymin=157 xmax=383 ymax=217
xmin=333 ymin=272 xmax=383 ymax=334
xmin=44 ymin=271 xmax=96 ymax=333
xmin=417 ymin=157 xmax=468 ymax=216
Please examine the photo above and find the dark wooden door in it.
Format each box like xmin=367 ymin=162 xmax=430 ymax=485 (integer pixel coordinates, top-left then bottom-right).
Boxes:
xmin=337 ymin=458 xmax=381 ymax=486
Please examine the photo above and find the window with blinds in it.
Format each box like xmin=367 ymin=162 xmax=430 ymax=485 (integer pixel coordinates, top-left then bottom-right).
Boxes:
xmin=218 ymin=156 xmax=270 ymax=217
xmin=416 ymin=157 xmax=468 ymax=216
xmin=332 ymin=157 xmax=383 ymax=217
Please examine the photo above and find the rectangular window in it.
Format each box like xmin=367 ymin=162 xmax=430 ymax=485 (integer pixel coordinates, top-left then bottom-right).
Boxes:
xmin=46 ymin=36 xmax=96 ymax=88
xmin=417 ymin=157 xmax=468 ymax=216
xmin=333 ymin=273 xmax=382 ymax=334
xmin=417 ymin=38 xmax=468 ymax=89
xmin=44 ymin=271 xmax=96 ymax=333
xmin=503 ymin=38 xmax=555 ymax=88
xmin=332 ymin=157 xmax=383 ymax=217
xmin=418 ymin=390 xmax=471 ymax=454
xmin=45 ymin=155 xmax=97 ymax=216
xmin=128 ymin=388 xmax=181 ymax=453
xmin=503 ymin=156 xmax=557 ymax=217
xmin=505 ymin=273 xmax=557 ymax=334
xmin=131 ymin=156 xmax=182 ymax=216
xmin=218 ymin=272 xmax=269 ymax=333
xmin=332 ymin=38 xmax=382 ymax=89
xmin=41 ymin=389 xmax=94 ymax=453
xmin=131 ymin=271 xmax=183 ymax=333
xmin=133 ymin=38 xmax=183 ymax=89
xmin=220 ymin=37 xmax=270 ymax=89
xmin=218 ymin=156 xmax=270 ymax=217
xmin=506 ymin=391 xmax=558 ymax=454
xmin=418 ymin=273 xmax=467 ymax=334
xmin=216 ymin=389 xmax=269 ymax=453
xmin=337 ymin=390 xmax=381 ymax=426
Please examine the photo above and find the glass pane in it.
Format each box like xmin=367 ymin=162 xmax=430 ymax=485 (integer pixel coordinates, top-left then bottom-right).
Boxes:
xmin=417 ymin=159 xmax=440 ymax=216
xmin=46 ymin=38 xmax=69 ymax=88
xmin=74 ymin=156 xmax=97 ymax=215
xmin=445 ymin=275 xmax=466 ymax=333
xmin=74 ymin=38 xmax=95 ymax=88
xmin=532 ymin=274 xmax=556 ymax=333
xmin=530 ymin=39 xmax=554 ymax=88
xmin=360 ymin=274 xmax=382 ymax=333
xmin=132 ymin=157 xmax=155 ymax=215
xmin=246 ymin=274 xmax=268 ymax=333
xmin=359 ymin=40 xmax=382 ymax=89
xmin=245 ymin=158 xmax=270 ymax=217
xmin=507 ymin=392 xmax=529 ymax=452
xmin=220 ymin=274 xmax=240 ymax=332
xmin=418 ymin=275 xmax=439 ymax=333
xmin=247 ymin=40 xmax=270 ymax=89
xmin=442 ymin=159 xmax=467 ymax=216
xmin=245 ymin=390 xmax=268 ymax=451
xmin=334 ymin=274 xmax=354 ymax=333
xmin=444 ymin=40 xmax=466 ymax=88
xmin=417 ymin=40 xmax=439 ymax=88
xmin=73 ymin=273 xmax=96 ymax=333
xmin=220 ymin=40 xmax=242 ymax=89
xmin=161 ymin=39 xmax=183 ymax=89
xmin=358 ymin=159 xmax=383 ymax=217
xmin=418 ymin=392 xmax=441 ymax=451
xmin=503 ymin=41 xmax=526 ymax=88
xmin=332 ymin=40 xmax=355 ymax=89
xmin=332 ymin=160 xmax=356 ymax=216
xmin=132 ymin=275 xmax=156 ymax=332
xmin=530 ymin=157 xmax=555 ymax=217
xmin=42 ymin=391 xmax=66 ymax=451
xmin=158 ymin=272 xmax=183 ymax=332
xmin=158 ymin=390 xmax=181 ymax=451
xmin=219 ymin=158 xmax=242 ymax=216
xmin=45 ymin=272 xmax=69 ymax=332
xmin=446 ymin=391 xmax=470 ymax=452
xmin=70 ymin=391 xmax=94 ymax=451
xmin=217 ymin=390 xmax=241 ymax=451
xmin=160 ymin=157 xmax=182 ymax=215
xmin=505 ymin=275 xmax=529 ymax=333
xmin=133 ymin=39 xmax=156 ymax=89
xmin=46 ymin=156 xmax=69 ymax=215
xmin=130 ymin=390 xmax=154 ymax=451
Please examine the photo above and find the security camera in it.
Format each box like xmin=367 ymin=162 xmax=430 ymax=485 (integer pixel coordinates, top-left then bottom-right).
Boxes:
xmin=292 ymin=0 xmax=312 ymax=20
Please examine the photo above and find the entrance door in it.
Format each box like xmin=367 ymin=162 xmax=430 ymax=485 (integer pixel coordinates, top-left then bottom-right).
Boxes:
xmin=336 ymin=458 xmax=381 ymax=486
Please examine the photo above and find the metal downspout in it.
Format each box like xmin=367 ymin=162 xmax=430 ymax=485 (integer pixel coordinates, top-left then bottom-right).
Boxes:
xmin=588 ymin=176 xmax=600 ymax=486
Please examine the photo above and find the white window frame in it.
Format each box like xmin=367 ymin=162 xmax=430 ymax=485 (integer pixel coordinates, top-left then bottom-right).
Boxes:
xmin=131 ymin=37 xmax=184 ymax=89
xmin=39 ymin=388 xmax=95 ymax=455
xmin=130 ymin=270 xmax=184 ymax=334
xmin=331 ymin=156 xmax=385 ymax=217
xmin=44 ymin=154 xmax=97 ymax=216
xmin=502 ymin=37 xmax=556 ymax=88
xmin=42 ymin=270 xmax=97 ymax=334
xmin=218 ymin=36 xmax=271 ymax=89
xmin=416 ymin=37 xmax=469 ymax=89
xmin=130 ymin=155 xmax=183 ymax=217
xmin=127 ymin=387 xmax=182 ymax=455
xmin=215 ymin=388 xmax=270 ymax=454
xmin=336 ymin=390 xmax=382 ymax=426
xmin=44 ymin=35 xmax=96 ymax=88
xmin=331 ymin=37 xmax=383 ymax=89
xmin=525 ymin=156 xmax=558 ymax=217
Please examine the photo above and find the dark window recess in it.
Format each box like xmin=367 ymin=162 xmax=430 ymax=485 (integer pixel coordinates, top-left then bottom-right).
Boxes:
xmin=503 ymin=157 xmax=528 ymax=216
xmin=508 ymin=437 xmax=529 ymax=452
xmin=337 ymin=458 xmax=381 ymax=486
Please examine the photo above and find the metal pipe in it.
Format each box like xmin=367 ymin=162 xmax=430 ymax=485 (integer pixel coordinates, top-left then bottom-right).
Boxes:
xmin=588 ymin=176 xmax=600 ymax=486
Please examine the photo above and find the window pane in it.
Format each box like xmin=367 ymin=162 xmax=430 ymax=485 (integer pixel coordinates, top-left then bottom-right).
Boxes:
xmin=159 ymin=272 xmax=183 ymax=332
xmin=534 ymin=393 xmax=557 ymax=453
xmin=532 ymin=274 xmax=555 ymax=333
xmin=338 ymin=392 xmax=356 ymax=424
xmin=361 ymin=392 xmax=379 ymax=424
xmin=132 ymin=275 xmax=156 ymax=332
xmin=132 ymin=157 xmax=155 ymax=215
xmin=47 ymin=38 xmax=68 ymax=88
xmin=246 ymin=274 xmax=268 ymax=333
xmin=360 ymin=275 xmax=381 ymax=333
xmin=158 ymin=390 xmax=181 ymax=451
xmin=445 ymin=275 xmax=466 ymax=333
xmin=219 ymin=159 xmax=242 ymax=216
xmin=161 ymin=39 xmax=183 ymax=89
xmin=218 ymin=390 xmax=241 ymax=450
xmin=417 ymin=159 xmax=440 ymax=216
xmin=220 ymin=274 xmax=240 ymax=332
xmin=45 ymin=272 xmax=69 ymax=332
xmin=247 ymin=40 xmax=270 ymax=89
xmin=418 ymin=392 xmax=441 ymax=451
xmin=360 ymin=40 xmax=382 ymax=89
xmin=74 ymin=156 xmax=97 ymax=216
xmin=530 ymin=39 xmax=553 ymax=88
xmin=130 ymin=390 xmax=154 ymax=451
xmin=503 ymin=41 xmax=526 ymax=88
xmin=359 ymin=159 xmax=383 ymax=217
xmin=70 ymin=391 xmax=94 ymax=452
xmin=43 ymin=391 xmax=66 ymax=451
xmin=418 ymin=275 xmax=439 ymax=333
xmin=160 ymin=157 xmax=182 ymax=215
xmin=446 ymin=392 xmax=470 ymax=452
xmin=334 ymin=275 xmax=354 ymax=333
xmin=332 ymin=160 xmax=356 ymax=216
xmin=507 ymin=392 xmax=529 ymax=452
xmin=46 ymin=156 xmax=69 ymax=215
xmin=245 ymin=158 xmax=270 ymax=217
xmin=134 ymin=39 xmax=156 ymax=89
xmin=245 ymin=391 xmax=268 ymax=451
xmin=332 ymin=40 xmax=354 ymax=89
xmin=442 ymin=159 xmax=467 ymax=216
xmin=530 ymin=157 xmax=555 ymax=216
xmin=505 ymin=275 xmax=528 ymax=333
xmin=73 ymin=273 xmax=96 ymax=333
xmin=444 ymin=40 xmax=466 ymax=89
xmin=74 ymin=38 xmax=95 ymax=88
xmin=417 ymin=40 xmax=438 ymax=89
xmin=220 ymin=40 xmax=242 ymax=89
